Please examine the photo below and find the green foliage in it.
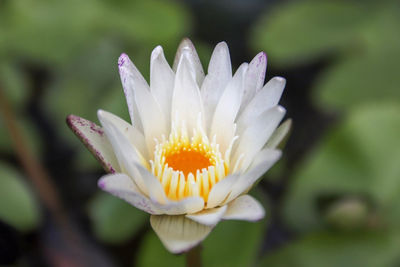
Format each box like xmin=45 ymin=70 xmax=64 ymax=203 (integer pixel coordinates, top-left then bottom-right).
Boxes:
xmin=136 ymin=230 xmax=185 ymax=267
xmin=0 ymin=162 xmax=40 ymax=231
xmin=88 ymin=192 xmax=148 ymax=244
xmin=283 ymin=103 xmax=400 ymax=232
xmin=258 ymin=230 xmax=400 ymax=267
xmin=252 ymin=0 xmax=400 ymax=111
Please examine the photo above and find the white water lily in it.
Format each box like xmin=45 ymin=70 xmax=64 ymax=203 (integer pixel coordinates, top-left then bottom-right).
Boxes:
xmin=67 ymin=38 xmax=290 ymax=253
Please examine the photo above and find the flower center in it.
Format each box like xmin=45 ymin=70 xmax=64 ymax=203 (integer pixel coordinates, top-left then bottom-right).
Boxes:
xmin=151 ymin=122 xmax=228 ymax=202
xmin=165 ymin=149 xmax=212 ymax=177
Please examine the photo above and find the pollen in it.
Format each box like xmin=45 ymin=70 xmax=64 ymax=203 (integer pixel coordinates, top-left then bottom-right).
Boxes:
xmin=150 ymin=120 xmax=228 ymax=203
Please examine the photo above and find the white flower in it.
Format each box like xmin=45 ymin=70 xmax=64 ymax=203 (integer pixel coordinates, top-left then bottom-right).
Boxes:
xmin=67 ymin=38 xmax=290 ymax=253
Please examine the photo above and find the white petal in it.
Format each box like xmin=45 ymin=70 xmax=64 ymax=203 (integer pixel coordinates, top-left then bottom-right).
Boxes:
xmin=119 ymin=53 xmax=167 ymax=153
xmin=67 ymin=115 xmax=120 ymax=173
xmin=118 ymin=53 xmax=144 ymax=133
xmin=206 ymin=174 xmax=240 ymax=209
xmin=237 ymin=76 xmax=286 ymax=136
xmin=150 ymin=46 xmax=175 ymax=127
xmin=171 ymin=52 xmax=204 ymax=132
xmin=210 ymin=63 xmax=247 ymax=153
xmin=98 ymin=173 xmax=162 ymax=214
xmin=97 ymin=110 xmax=148 ymax=195
xmin=173 ymin=38 xmax=205 ymax=86
xmin=201 ymin=42 xmax=232 ymax=130
xmin=150 ymin=215 xmax=213 ymax=254
xmin=134 ymin=163 xmax=168 ymax=205
xmin=226 ymin=149 xmax=281 ymax=203
xmin=96 ymin=110 xmax=148 ymax=160
xmin=135 ymin=164 xmax=204 ymax=215
xmin=223 ymin=195 xmax=265 ymax=221
xmin=186 ymin=205 xmax=227 ymax=226
xmin=239 ymin=52 xmax=267 ymax=113
xmin=233 ymin=106 xmax=286 ymax=170
xmin=265 ymin=119 xmax=292 ymax=149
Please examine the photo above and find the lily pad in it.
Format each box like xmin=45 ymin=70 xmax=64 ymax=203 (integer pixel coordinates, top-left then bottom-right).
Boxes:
xmin=283 ymin=103 xmax=400 ymax=232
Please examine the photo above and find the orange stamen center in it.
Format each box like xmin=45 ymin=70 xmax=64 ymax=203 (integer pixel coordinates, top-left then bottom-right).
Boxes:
xmin=165 ymin=149 xmax=212 ymax=177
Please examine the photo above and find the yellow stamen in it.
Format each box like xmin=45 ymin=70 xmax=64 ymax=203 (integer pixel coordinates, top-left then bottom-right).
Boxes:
xmin=151 ymin=121 xmax=228 ymax=202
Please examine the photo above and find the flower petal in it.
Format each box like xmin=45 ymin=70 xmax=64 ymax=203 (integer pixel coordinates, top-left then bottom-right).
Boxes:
xmin=173 ymin=38 xmax=205 ymax=86
xmin=119 ymin=53 xmax=167 ymax=153
xmin=96 ymin=110 xmax=148 ymax=160
xmin=98 ymin=110 xmax=148 ymax=195
xmin=135 ymin=163 xmax=205 ymax=215
xmin=118 ymin=53 xmax=144 ymax=133
xmin=171 ymin=52 xmax=204 ymax=132
xmin=239 ymin=52 xmax=267 ymax=113
xmin=206 ymin=174 xmax=240 ymax=209
xmin=150 ymin=215 xmax=213 ymax=254
xmin=226 ymin=149 xmax=282 ymax=203
xmin=233 ymin=106 xmax=286 ymax=170
xmin=265 ymin=119 xmax=292 ymax=149
xmin=98 ymin=173 xmax=162 ymax=214
xmin=237 ymin=76 xmax=286 ymax=136
xmin=210 ymin=63 xmax=247 ymax=153
xmin=66 ymin=115 xmax=120 ymax=173
xmin=150 ymin=46 xmax=175 ymax=127
xmin=223 ymin=195 xmax=265 ymax=221
xmin=186 ymin=205 xmax=227 ymax=226
xmin=201 ymin=42 xmax=232 ymax=131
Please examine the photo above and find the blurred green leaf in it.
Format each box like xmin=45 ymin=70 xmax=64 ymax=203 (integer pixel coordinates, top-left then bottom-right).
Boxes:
xmin=251 ymin=0 xmax=371 ymax=66
xmin=315 ymin=9 xmax=400 ymax=110
xmin=0 ymin=162 xmax=40 ymax=231
xmin=88 ymin=192 xmax=148 ymax=244
xmin=258 ymin=230 xmax=400 ymax=267
xmin=136 ymin=230 xmax=185 ymax=267
xmin=202 ymin=219 xmax=266 ymax=267
xmin=283 ymin=103 xmax=400 ymax=232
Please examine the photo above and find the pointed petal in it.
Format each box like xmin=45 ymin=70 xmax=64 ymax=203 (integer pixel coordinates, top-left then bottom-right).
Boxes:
xmin=67 ymin=115 xmax=120 ymax=173
xmin=173 ymin=38 xmax=205 ymax=86
xmin=239 ymin=52 xmax=267 ymax=113
xmin=223 ymin=195 xmax=265 ymax=221
xmin=171 ymin=52 xmax=204 ymax=132
xmin=150 ymin=46 xmax=175 ymax=127
xmin=136 ymin=163 xmax=204 ymax=215
xmin=98 ymin=173 xmax=162 ymax=214
xmin=226 ymin=149 xmax=281 ymax=203
xmin=186 ymin=205 xmax=227 ymax=226
xmin=96 ymin=110 xmax=148 ymax=160
xmin=118 ymin=53 xmax=145 ymax=133
xmin=206 ymin=174 xmax=240 ymax=209
xmin=237 ymin=76 xmax=286 ymax=136
xmin=201 ymin=42 xmax=232 ymax=130
xmin=233 ymin=106 xmax=286 ymax=170
xmin=97 ymin=110 xmax=148 ymax=195
xmin=150 ymin=215 xmax=213 ymax=254
xmin=265 ymin=119 xmax=292 ymax=149
xmin=210 ymin=63 xmax=247 ymax=153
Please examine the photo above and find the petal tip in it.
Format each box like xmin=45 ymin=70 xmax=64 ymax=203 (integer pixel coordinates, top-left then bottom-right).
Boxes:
xmin=118 ymin=53 xmax=130 ymax=67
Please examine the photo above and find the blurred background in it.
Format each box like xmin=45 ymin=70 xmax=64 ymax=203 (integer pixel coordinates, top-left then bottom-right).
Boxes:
xmin=0 ymin=0 xmax=400 ymax=266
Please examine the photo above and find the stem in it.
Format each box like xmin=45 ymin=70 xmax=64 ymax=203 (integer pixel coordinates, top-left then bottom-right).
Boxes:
xmin=0 ymin=86 xmax=65 ymax=224
xmin=186 ymin=245 xmax=202 ymax=267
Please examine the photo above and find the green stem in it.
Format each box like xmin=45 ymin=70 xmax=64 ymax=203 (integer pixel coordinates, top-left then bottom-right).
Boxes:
xmin=186 ymin=245 xmax=202 ymax=267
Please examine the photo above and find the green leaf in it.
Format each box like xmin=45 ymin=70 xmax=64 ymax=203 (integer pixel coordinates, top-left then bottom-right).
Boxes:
xmin=315 ymin=8 xmax=400 ymax=110
xmin=202 ymin=219 xmax=266 ymax=267
xmin=251 ymin=0 xmax=371 ymax=66
xmin=258 ymin=230 xmax=400 ymax=267
xmin=88 ymin=192 xmax=148 ymax=244
xmin=0 ymin=162 xmax=40 ymax=231
xmin=283 ymin=103 xmax=400 ymax=232
xmin=136 ymin=230 xmax=185 ymax=267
